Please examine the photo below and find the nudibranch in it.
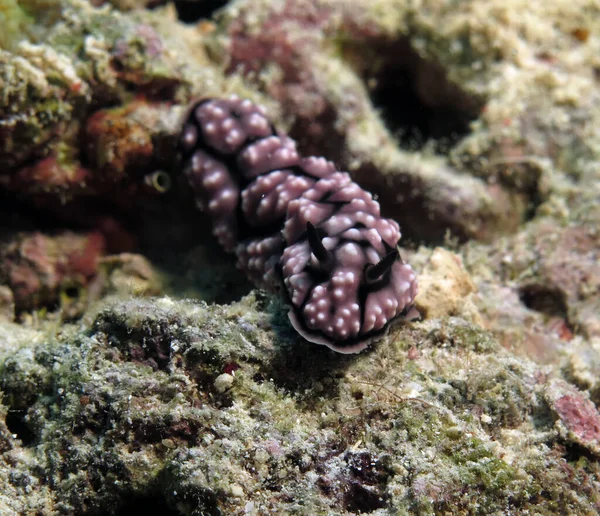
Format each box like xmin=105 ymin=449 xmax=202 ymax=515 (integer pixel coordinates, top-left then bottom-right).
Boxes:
xmin=178 ymin=95 xmax=418 ymax=353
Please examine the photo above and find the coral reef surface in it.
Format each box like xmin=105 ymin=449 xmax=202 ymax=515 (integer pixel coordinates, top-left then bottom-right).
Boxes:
xmin=0 ymin=0 xmax=599 ymax=513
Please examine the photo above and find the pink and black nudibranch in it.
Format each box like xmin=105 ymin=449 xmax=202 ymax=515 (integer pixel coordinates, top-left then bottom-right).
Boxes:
xmin=178 ymin=95 xmax=418 ymax=353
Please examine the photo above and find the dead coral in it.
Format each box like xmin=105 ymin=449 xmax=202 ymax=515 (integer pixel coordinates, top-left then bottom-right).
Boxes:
xmin=465 ymin=219 xmax=600 ymax=363
xmin=0 ymin=297 xmax=598 ymax=513
xmin=415 ymin=247 xmax=481 ymax=324
xmin=0 ymin=230 xmax=105 ymax=316
xmin=0 ymin=0 xmax=599 ymax=513
xmin=545 ymin=379 xmax=600 ymax=456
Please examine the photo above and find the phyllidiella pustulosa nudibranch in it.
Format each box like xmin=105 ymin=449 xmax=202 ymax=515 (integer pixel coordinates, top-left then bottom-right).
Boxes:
xmin=178 ymin=95 xmax=418 ymax=353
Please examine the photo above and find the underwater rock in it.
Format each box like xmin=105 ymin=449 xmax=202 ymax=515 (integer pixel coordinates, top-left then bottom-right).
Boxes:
xmin=0 ymin=230 xmax=105 ymax=315
xmin=415 ymin=247 xmax=481 ymax=324
xmin=545 ymin=379 xmax=600 ymax=456
xmin=0 ymin=0 xmax=599 ymax=513
xmin=0 ymin=297 xmax=597 ymax=513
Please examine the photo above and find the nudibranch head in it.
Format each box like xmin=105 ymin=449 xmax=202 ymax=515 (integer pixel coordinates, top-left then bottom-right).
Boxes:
xmin=280 ymin=173 xmax=418 ymax=353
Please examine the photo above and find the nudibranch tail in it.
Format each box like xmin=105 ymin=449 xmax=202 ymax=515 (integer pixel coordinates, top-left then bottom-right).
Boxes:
xmin=179 ymin=95 xmax=418 ymax=353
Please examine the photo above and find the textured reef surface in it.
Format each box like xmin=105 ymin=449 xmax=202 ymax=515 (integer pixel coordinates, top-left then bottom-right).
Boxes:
xmin=0 ymin=0 xmax=599 ymax=514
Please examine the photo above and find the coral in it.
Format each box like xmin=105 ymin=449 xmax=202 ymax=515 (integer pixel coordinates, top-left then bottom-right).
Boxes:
xmin=98 ymin=252 xmax=163 ymax=298
xmin=561 ymin=337 xmax=600 ymax=406
xmin=1 ymin=155 xmax=93 ymax=196
xmin=0 ymin=230 xmax=106 ymax=315
xmin=0 ymin=297 xmax=598 ymax=513
xmin=213 ymin=0 xmax=529 ymax=243
xmin=179 ymin=96 xmax=418 ymax=352
xmin=205 ymin=0 xmax=600 ymax=248
xmin=0 ymin=0 xmax=32 ymax=50
xmin=0 ymin=44 xmax=87 ymax=172
xmin=0 ymin=286 xmax=14 ymax=322
xmin=0 ymin=0 xmax=228 ymax=321
xmin=84 ymin=102 xmax=156 ymax=183
xmin=0 ymin=0 xmax=225 ymax=201
xmin=464 ymin=218 xmax=600 ymax=364
xmin=0 ymin=0 xmax=599 ymax=513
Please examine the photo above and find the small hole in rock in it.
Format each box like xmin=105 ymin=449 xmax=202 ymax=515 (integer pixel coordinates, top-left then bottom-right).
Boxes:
xmin=174 ymin=0 xmax=229 ymax=24
xmin=519 ymin=284 xmax=569 ymax=318
xmin=372 ymin=71 xmax=473 ymax=152
xmin=63 ymin=286 xmax=81 ymax=299
xmin=344 ymin=481 xmax=387 ymax=513
xmin=5 ymin=410 xmax=36 ymax=446
xmin=345 ymin=38 xmax=482 ymax=153
xmin=115 ymin=494 xmax=179 ymax=516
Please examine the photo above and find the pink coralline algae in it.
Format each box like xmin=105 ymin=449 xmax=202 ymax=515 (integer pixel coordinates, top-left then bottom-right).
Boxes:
xmin=555 ymin=395 xmax=600 ymax=441
xmin=547 ymin=380 xmax=600 ymax=455
xmin=0 ymin=230 xmax=105 ymax=314
xmin=179 ymin=96 xmax=418 ymax=353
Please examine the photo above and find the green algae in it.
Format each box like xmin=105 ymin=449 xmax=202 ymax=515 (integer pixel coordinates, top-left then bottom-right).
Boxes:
xmin=427 ymin=318 xmax=499 ymax=353
xmin=0 ymin=0 xmax=65 ymax=50
xmin=0 ymin=0 xmax=32 ymax=50
xmin=448 ymin=436 xmax=518 ymax=492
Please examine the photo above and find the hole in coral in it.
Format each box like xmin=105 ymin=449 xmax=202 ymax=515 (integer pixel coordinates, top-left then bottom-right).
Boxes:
xmin=518 ymin=284 xmax=569 ymax=319
xmin=561 ymin=441 xmax=598 ymax=464
xmin=531 ymin=398 xmax=556 ymax=431
xmin=5 ymin=410 xmax=36 ymax=446
xmin=343 ymin=481 xmax=387 ymax=513
xmin=63 ymin=286 xmax=82 ymax=299
xmin=174 ymin=0 xmax=229 ymax=24
xmin=345 ymin=38 xmax=482 ymax=154
xmin=115 ymin=494 xmax=179 ymax=516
